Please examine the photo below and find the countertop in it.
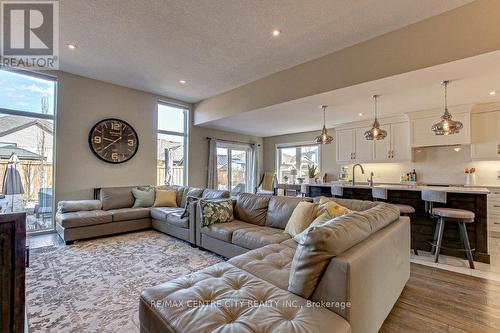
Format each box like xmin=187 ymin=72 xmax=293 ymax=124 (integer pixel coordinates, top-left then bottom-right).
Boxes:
xmin=301 ymin=182 xmax=490 ymax=194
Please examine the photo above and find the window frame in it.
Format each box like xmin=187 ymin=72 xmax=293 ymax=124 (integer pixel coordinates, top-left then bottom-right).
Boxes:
xmin=216 ymin=142 xmax=252 ymax=193
xmin=0 ymin=68 xmax=58 ymax=235
xmin=157 ymin=101 xmax=189 ymax=186
xmin=275 ymin=142 xmax=321 ymax=182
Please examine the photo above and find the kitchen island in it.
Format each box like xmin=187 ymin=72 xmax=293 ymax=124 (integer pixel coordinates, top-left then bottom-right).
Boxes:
xmin=302 ymin=183 xmax=490 ymax=264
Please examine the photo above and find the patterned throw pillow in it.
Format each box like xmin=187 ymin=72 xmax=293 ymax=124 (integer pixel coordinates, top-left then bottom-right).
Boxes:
xmin=199 ymin=199 xmax=234 ymax=226
xmin=316 ymin=200 xmax=351 ymax=218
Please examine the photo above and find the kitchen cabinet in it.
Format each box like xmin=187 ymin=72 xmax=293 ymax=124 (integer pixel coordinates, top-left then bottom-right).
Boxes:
xmin=487 ymin=188 xmax=500 ymax=234
xmin=374 ymin=122 xmax=410 ymax=161
xmin=336 ymin=120 xmax=410 ymax=163
xmin=409 ymin=108 xmax=470 ymax=147
xmin=470 ymin=110 xmax=500 ymax=160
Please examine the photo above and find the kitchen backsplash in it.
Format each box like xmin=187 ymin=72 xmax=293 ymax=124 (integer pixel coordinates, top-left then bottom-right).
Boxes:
xmin=345 ymin=145 xmax=500 ymax=186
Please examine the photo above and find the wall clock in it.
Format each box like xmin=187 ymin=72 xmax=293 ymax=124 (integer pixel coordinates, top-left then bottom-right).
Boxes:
xmin=88 ymin=118 xmax=139 ymax=164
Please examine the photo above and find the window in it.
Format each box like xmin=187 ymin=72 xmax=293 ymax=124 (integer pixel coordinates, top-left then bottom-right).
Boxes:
xmin=157 ymin=103 xmax=188 ymax=186
xmin=216 ymin=143 xmax=251 ymax=195
xmin=0 ymin=69 xmax=56 ymax=233
xmin=277 ymin=144 xmax=319 ymax=183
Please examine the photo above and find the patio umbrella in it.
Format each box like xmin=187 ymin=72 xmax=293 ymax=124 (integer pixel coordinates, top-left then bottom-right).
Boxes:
xmin=2 ymin=153 xmax=24 ymax=211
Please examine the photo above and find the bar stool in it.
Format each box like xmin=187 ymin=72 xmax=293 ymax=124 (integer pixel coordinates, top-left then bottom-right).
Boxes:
xmin=331 ymin=185 xmax=344 ymax=198
xmin=372 ymin=187 xmax=417 ymax=254
xmin=421 ymin=190 xmax=475 ymax=269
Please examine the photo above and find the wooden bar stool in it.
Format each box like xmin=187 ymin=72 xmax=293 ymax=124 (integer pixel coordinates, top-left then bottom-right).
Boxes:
xmin=421 ymin=190 xmax=475 ymax=269
xmin=372 ymin=187 xmax=417 ymax=254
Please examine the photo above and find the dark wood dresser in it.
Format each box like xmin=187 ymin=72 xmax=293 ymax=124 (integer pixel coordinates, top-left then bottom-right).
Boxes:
xmin=0 ymin=213 xmax=27 ymax=333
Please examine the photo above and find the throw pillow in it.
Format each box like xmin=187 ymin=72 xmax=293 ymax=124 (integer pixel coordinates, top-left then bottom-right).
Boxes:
xmin=153 ymin=189 xmax=177 ymax=207
xmin=132 ymin=187 xmax=155 ymax=208
xmin=316 ymin=200 xmax=351 ymax=218
xmin=199 ymin=199 xmax=234 ymax=226
xmin=293 ymin=213 xmax=332 ymax=243
xmin=284 ymin=201 xmax=317 ymax=237
xmin=180 ymin=195 xmax=199 ymax=219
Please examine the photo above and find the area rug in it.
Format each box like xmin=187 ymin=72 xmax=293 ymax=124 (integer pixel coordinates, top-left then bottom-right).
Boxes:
xmin=26 ymin=230 xmax=224 ymax=332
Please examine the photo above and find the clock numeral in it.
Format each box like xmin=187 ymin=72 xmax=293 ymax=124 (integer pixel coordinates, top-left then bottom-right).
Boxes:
xmin=111 ymin=123 xmax=121 ymax=131
xmin=93 ymin=136 xmax=102 ymax=144
xmin=111 ymin=152 xmax=119 ymax=160
xmin=128 ymin=139 xmax=134 ymax=146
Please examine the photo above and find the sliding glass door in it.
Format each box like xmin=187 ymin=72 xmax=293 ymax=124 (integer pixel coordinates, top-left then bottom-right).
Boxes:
xmin=216 ymin=144 xmax=251 ymax=195
xmin=0 ymin=69 xmax=57 ymax=233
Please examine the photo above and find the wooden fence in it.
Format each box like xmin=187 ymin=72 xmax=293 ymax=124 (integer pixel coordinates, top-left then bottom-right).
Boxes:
xmin=0 ymin=161 xmax=53 ymax=203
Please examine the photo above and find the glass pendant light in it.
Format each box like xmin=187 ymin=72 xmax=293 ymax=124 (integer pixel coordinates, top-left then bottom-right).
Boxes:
xmin=364 ymin=94 xmax=387 ymax=140
xmin=431 ymin=80 xmax=463 ymax=135
xmin=314 ymin=105 xmax=333 ymax=144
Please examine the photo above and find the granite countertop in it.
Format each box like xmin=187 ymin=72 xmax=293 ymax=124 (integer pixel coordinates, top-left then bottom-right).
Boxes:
xmin=301 ymin=182 xmax=490 ymax=194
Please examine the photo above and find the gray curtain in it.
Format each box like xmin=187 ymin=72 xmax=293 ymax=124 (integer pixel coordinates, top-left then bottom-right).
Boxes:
xmin=250 ymin=144 xmax=259 ymax=192
xmin=207 ymin=138 xmax=218 ymax=189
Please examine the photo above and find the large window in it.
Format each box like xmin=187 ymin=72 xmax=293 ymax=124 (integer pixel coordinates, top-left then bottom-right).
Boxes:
xmin=157 ymin=103 xmax=188 ymax=186
xmin=216 ymin=143 xmax=251 ymax=195
xmin=277 ymin=144 xmax=319 ymax=183
xmin=0 ymin=69 xmax=56 ymax=233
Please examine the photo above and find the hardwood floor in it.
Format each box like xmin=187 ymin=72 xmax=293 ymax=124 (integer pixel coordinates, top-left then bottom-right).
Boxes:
xmin=28 ymin=233 xmax=500 ymax=332
xmin=381 ymin=263 xmax=500 ymax=332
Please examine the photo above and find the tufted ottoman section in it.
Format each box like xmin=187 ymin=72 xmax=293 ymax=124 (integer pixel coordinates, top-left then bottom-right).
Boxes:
xmin=228 ymin=244 xmax=295 ymax=290
xmin=140 ymin=262 xmax=350 ymax=333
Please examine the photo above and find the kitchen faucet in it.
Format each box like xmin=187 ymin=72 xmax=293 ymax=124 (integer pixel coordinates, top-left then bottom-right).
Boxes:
xmin=352 ymin=164 xmax=365 ymax=186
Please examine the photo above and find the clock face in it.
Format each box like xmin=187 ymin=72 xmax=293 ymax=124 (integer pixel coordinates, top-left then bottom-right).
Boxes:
xmin=89 ymin=118 xmax=139 ymax=164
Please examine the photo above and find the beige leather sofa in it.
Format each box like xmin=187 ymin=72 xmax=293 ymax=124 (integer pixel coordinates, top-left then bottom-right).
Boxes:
xmin=140 ymin=196 xmax=410 ymax=333
xmin=55 ymin=186 xmax=229 ymax=244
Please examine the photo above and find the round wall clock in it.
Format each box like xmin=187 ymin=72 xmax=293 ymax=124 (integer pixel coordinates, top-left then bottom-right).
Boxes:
xmin=88 ymin=118 xmax=139 ymax=164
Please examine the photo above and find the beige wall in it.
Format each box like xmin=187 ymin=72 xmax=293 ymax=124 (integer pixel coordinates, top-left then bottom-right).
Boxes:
xmin=195 ymin=0 xmax=500 ymax=125
xmin=54 ymin=71 xmax=261 ymax=203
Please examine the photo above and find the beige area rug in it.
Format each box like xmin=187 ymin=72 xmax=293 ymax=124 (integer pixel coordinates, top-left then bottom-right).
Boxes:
xmin=26 ymin=230 xmax=224 ymax=332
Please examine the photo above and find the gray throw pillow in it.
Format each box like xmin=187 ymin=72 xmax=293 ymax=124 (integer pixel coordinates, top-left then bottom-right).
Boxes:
xmin=132 ymin=187 xmax=155 ymax=208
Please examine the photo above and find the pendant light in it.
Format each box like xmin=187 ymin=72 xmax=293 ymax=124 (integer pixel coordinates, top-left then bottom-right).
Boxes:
xmin=314 ymin=105 xmax=333 ymax=144
xmin=364 ymin=95 xmax=387 ymax=140
xmin=431 ymin=80 xmax=463 ymax=135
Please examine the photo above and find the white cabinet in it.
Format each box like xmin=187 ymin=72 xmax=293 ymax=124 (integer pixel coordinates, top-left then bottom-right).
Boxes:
xmin=470 ymin=111 xmax=500 ymax=160
xmin=336 ymin=120 xmax=409 ymax=163
xmin=408 ymin=106 xmax=471 ymax=147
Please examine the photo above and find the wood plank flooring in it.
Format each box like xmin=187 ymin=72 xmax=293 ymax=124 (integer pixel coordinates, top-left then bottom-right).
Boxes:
xmin=381 ymin=263 xmax=500 ymax=332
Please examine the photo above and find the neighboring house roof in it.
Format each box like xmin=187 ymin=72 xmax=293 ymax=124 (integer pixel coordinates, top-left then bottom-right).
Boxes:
xmin=0 ymin=115 xmax=53 ymax=137
xmin=157 ymin=141 xmax=184 ymax=165
xmin=217 ymin=151 xmax=246 ymax=168
xmin=0 ymin=143 xmax=45 ymax=160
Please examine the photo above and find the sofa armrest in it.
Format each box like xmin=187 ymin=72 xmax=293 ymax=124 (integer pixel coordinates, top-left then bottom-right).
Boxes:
xmin=311 ymin=217 xmax=410 ymax=333
xmin=188 ymin=200 xmax=197 ymax=244
xmin=57 ymin=200 xmax=102 ymax=213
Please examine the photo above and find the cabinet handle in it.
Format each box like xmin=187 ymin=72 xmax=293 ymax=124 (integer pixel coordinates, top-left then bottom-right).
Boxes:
xmin=495 ymin=222 xmax=500 ymax=225
xmin=494 ymin=205 xmax=500 ymax=208
xmin=497 ymin=145 xmax=500 ymax=155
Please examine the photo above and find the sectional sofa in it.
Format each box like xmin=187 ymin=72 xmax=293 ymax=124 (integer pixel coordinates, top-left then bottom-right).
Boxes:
xmin=140 ymin=194 xmax=411 ymax=333
xmin=55 ymin=185 xmax=229 ymax=244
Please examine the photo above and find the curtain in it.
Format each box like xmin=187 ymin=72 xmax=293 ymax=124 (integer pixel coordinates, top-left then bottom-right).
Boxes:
xmin=250 ymin=144 xmax=259 ymax=193
xmin=207 ymin=138 xmax=218 ymax=189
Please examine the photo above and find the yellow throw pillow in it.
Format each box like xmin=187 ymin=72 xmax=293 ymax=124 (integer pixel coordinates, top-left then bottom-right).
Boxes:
xmin=284 ymin=202 xmax=317 ymax=237
xmin=153 ymin=189 xmax=177 ymax=207
xmin=317 ymin=200 xmax=351 ymax=218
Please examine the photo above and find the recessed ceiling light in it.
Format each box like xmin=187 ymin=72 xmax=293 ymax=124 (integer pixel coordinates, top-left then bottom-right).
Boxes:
xmin=67 ymin=43 xmax=77 ymax=50
xmin=358 ymin=113 xmax=363 ymax=117
xmin=272 ymin=29 xmax=281 ymax=37
xmin=179 ymin=80 xmax=186 ymax=84
xmin=490 ymin=91 xmax=497 ymax=96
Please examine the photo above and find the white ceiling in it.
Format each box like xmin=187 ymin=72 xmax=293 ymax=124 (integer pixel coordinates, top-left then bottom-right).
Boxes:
xmin=202 ymin=50 xmax=500 ymax=137
xmin=59 ymin=0 xmax=472 ymax=103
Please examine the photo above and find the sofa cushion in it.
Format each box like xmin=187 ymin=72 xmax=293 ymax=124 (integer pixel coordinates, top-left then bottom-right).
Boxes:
xmin=140 ymin=262 xmax=350 ymax=333
xmin=57 ymin=200 xmax=102 ymax=213
xmin=288 ymin=202 xmax=399 ymax=299
xmin=153 ymin=189 xmax=177 ymax=207
xmin=150 ymin=207 xmax=184 ymax=221
xmin=109 ymin=207 xmax=151 ymax=222
xmin=281 ymin=238 xmax=298 ymax=249
xmin=199 ymin=199 xmax=234 ymax=226
xmin=201 ymin=189 xmax=230 ymax=199
xmin=166 ymin=212 xmax=189 ymax=229
xmin=265 ymin=196 xmax=310 ymax=229
xmin=100 ymin=187 xmax=135 ymax=210
xmin=156 ymin=185 xmax=186 ymax=207
xmin=200 ymin=220 xmax=254 ymax=242
xmin=318 ymin=196 xmax=378 ymax=212
xmin=231 ymin=226 xmax=291 ymax=250
xmin=284 ymin=201 xmax=317 ymax=237
xmin=56 ymin=210 xmax=113 ymax=228
xmin=293 ymin=213 xmax=332 ymax=243
xmin=132 ymin=187 xmax=155 ymax=208
xmin=229 ymin=244 xmax=295 ymax=290
xmin=234 ymin=193 xmax=271 ymax=226
xmin=182 ymin=187 xmax=204 ymax=207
